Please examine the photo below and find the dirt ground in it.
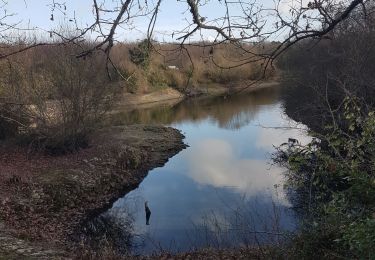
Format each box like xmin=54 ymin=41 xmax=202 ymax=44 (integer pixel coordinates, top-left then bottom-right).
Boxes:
xmin=0 ymin=125 xmax=186 ymax=258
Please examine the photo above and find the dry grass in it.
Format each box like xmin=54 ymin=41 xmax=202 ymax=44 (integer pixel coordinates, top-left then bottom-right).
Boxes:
xmin=110 ymin=41 xmax=276 ymax=94
xmin=0 ymin=40 xmax=275 ymax=150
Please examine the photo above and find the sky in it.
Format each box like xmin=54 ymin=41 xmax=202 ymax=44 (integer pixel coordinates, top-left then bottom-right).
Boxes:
xmin=2 ymin=0 xmax=311 ymax=43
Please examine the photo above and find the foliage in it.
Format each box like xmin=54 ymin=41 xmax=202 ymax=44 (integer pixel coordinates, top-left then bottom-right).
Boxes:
xmin=128 ymin=39 xmax=151 ymax=68
xmin=275 ymin=97 xmax=375 ymax=259
xmin=276 ymin=9 xmax=375 ymax=257
xmin=147 ymin=69 xmax=168 ymax=88
xmin=111 ymin=41 xmax=274 ymax=94
xmin=277 ymin=11 xmax=375 ymax=133
xmin=0 ymin=40 xmax=273 ymax=153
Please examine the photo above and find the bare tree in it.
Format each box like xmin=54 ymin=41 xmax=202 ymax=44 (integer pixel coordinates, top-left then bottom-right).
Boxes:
xmin=0 ymin=0 xmax=371 ymax=146
xmin=43 ymin=0 xmax=370 ymax=90
xmin=0 ymin=1 xmax=370 ymax=64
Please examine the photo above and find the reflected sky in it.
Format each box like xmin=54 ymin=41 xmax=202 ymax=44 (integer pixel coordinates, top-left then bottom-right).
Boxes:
xmin=100 ymin=88 xmax=310 ymax=254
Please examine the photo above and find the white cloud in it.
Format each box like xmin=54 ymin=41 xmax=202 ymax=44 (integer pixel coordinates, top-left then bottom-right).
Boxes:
xmin=184 ymin=139 xmax=290 ymax=206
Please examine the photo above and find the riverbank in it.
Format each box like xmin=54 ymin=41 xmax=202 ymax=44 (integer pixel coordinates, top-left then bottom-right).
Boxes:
xmin=0 ymin=81 xmax=279 ymax=258
xmin=117 ymin=80 xmax=279 ymax=110
xmin=0 ymin=125 xmax=186 ymax=258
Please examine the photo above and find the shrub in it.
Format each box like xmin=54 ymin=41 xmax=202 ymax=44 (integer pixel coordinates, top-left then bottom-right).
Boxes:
xmin=147 ymin=69 xmax=168 ymax=89
xmin=275 ymin=98 xmax=375 ymax=258
xmin=0 ymin=43 xmax=121 ymax=154
xmin=129 ymin=39 xmax=151 ymax=68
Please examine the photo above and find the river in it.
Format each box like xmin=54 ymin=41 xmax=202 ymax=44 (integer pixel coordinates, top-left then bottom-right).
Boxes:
xmin=85 ymin=87 xmax=310 ymax=254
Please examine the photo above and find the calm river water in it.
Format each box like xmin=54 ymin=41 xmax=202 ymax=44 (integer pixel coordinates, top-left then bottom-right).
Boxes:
xmin=87 ymin=87 xmax=310 ymax=254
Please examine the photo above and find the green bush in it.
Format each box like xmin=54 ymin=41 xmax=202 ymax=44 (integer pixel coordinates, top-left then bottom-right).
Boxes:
xmin=343 ymin=218 xmax=375 ymax=259
xmin=275 ymin=97 xmax=375 ymax=258
xmin=129 ymin=39 xmax=151 ymax=68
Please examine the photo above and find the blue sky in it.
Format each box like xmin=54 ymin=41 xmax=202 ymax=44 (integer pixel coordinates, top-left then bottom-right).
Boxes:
xmin=4 ymin=0 xmax=295 ymax=42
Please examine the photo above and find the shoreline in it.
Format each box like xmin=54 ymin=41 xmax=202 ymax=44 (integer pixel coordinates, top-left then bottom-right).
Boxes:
xmin=0 ymin=125 xmax=187 ymax=258
xmin=0 ymin=81 xmax=278 ymax=258
xmin=116 ymin=80 xmax=279 ymax=110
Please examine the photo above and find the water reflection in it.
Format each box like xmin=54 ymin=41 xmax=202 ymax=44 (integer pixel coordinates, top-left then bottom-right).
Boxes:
xmin=110 ymin=87 xmax=279 ymax=130
xmin=145 ymin=201 xmax=151 ymax=225
xmin=184 ymin=138 xmax=288 ymax=204
xmin=80 ymin=207 xmax=136 ymax=255
xmin=93 ymin=87 xmax=309 ymax=254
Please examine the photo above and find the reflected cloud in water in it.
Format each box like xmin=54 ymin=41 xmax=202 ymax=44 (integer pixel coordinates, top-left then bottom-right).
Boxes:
xmin=90 ymin=87 xmax=310 ymax=254
xmin=110 ymin=87 xmax=280 ymax=130
xmin=255 ymin=108 xmax=311 ymax=150
xmin=184 ymin=138 xmax=289 ymax=205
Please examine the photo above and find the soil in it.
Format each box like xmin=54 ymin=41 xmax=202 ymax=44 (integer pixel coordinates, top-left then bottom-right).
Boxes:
xmin=0 ymin=125 xmax=186 ymax=259
xmin=119 ymin=87 xmax=184 ymax=108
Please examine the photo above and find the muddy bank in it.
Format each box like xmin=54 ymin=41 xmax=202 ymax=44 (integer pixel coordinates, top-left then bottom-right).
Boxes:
xmin=117 ymin=81 xmax=279 ymax=110
xmin=202 ymin=80 xmax=279 ymax=96
xmin=0 ymin=125 xmax=186 ymax=258
xmin=119 ymin=87 xmax=184 ymax=109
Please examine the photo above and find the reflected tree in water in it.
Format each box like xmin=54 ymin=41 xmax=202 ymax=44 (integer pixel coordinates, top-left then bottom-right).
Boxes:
xmin=145 ymin=201 xmax=151 ymax=225
xmin=78 ymin=211 xmax=136 ymax=256
xmin=110 ymin=87 xmax=280 ymax=130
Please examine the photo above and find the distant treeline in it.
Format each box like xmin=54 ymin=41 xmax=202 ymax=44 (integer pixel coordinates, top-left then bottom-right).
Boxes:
xmin=278 ymin=11 xmax=375 ymax=132
xmin=110 ymin=40 xmax=276 ymax=93
xmin=0 ymin=40 xmax=275 ymax=152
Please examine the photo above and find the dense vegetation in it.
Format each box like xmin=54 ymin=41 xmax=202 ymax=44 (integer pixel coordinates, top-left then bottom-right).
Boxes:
xmin=111 ymin=41 xmax=273 ymax=93
xmin=0 ymin=41 xmax=271 ymax=154
xmin=276 ymin=5 xmax=375 ymax=259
